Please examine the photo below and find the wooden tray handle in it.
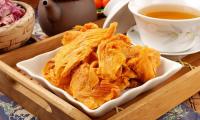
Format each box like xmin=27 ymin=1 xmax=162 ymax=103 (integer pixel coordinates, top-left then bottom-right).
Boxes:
xmin=0 ymin=60 xmax=91 ymax=120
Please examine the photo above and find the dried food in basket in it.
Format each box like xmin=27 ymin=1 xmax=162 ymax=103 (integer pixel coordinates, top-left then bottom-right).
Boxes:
xmin=42 ymin=22 xmax=161 ymax=109
xmin=0 ymin=0 xmax=25 ymax=27
xmin=0 ymin=1 xmax=35 ymax=52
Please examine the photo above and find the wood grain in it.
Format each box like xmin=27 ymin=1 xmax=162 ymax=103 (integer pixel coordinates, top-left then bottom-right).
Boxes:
xmin=0 ymin=32 xmax=63 ymax=66
xmin=108 ymin=67 xmax=200 ymax=120
xmin=0 ymin=73 xmax=55 ymax=120
xmin=0 ymin=61 xmax=91 ymax=120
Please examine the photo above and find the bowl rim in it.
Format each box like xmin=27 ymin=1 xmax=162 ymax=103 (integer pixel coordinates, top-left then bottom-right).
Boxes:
xmin=0 ymin=1 xmax=35 ymax=33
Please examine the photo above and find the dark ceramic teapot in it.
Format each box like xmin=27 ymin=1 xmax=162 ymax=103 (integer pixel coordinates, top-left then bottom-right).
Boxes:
xmin=38 ymin=0 xmax=97 ymax=36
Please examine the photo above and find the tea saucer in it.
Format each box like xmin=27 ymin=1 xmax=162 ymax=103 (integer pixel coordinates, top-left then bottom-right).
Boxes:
xmin=127 ymin=26 xmax=200 ymax=56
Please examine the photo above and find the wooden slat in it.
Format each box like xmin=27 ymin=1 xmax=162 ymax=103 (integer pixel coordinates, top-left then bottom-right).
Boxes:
xmin=0 ymin=72 xmax=55 ymax=120
xmin=182 ymin=53 xmax=200 ymax=113
xmin=0 ymin=32 xmax=63 ymax=66
xmin=108 ymin=67 xmax=200 ymax=120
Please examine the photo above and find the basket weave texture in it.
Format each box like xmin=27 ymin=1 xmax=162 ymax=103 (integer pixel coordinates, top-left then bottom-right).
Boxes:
xmin=0 ymin=1 xmax=35 ymax=51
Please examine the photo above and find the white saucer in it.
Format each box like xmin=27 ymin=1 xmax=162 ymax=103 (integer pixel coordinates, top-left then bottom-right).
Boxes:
xmin=127 ymin=26 xmax=200 ymax=56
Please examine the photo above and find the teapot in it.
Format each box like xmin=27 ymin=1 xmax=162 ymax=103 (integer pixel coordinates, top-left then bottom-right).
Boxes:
xmin=38 ymin=0 xmax=97 ymax=36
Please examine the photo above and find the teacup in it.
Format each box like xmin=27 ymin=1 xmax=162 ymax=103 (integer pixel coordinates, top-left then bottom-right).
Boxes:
xmin=128 ymin=0 xmax=200 ymax=53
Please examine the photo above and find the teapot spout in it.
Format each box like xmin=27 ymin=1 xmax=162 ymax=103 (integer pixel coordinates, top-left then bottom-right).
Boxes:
xmin=42 ymin=0 xmax=61 ymax=22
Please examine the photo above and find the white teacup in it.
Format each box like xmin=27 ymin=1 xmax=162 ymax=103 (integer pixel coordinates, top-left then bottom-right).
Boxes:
xmin=128 ymin=0 xmax=200 ymax=53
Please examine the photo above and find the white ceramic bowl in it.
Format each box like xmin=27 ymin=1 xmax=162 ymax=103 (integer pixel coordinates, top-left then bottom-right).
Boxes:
xmin=17 ymin=47 xmax=182 ymax=117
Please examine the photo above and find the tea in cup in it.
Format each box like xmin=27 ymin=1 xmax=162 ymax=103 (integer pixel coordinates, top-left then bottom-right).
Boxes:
xmin=128 ymin=0 xmax=200 ymax=53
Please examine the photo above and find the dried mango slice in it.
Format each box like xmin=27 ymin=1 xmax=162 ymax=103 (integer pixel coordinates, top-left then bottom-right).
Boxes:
xmin=127 ymin=46 xmax=160 ymax=82
xmin=43 ymin=22 xmax=161 ymax=110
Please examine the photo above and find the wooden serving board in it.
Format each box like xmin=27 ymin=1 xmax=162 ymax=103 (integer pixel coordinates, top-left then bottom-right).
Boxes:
xmin=0 ymin=20 xmax=200 ymax=120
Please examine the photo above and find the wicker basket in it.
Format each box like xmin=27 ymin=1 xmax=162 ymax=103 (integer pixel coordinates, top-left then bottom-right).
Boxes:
xmin=0 ymin=1 xmax=35 ymax=52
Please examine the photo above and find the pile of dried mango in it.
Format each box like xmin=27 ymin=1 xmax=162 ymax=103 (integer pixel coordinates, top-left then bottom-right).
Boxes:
xmin=42 ymin=22 xmax=160 ymax=109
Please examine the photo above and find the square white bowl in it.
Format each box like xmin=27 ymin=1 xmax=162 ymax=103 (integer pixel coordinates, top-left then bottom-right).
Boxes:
xmin=16 ymin=47 xmax=182 ymax=117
